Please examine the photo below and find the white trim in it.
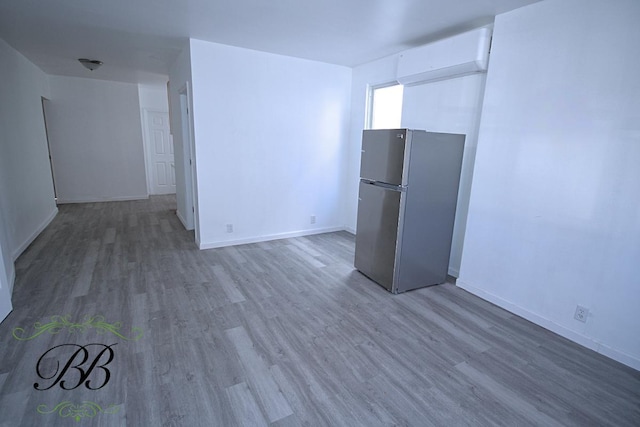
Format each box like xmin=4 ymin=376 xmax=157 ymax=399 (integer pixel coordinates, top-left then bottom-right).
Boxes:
xmin=0 ymin=237 xmax=16 ymax=304
xmin=12 ymin=207 xmax=58 ymax=261
xmin=177 ymin=83 xmax=196 ymax=233
xmin=344 ymin=227 xmax=356 ymax=235
xmin=198 ymin=227 xmax=346 ymax=250
xmin=56 ymin=195 xmax=149 ymax=204
xmin=457 ymin=279 xmax=640 ymax=371
xmin=140 ymin=108 xmax=153 ymax=195
xmin=176 ymin=210 xmax=189 ymax=230
xmin=364 ymin=83 xmax=374 ymax=129
xmin=8 ymin=266 xmax=15 ymax=295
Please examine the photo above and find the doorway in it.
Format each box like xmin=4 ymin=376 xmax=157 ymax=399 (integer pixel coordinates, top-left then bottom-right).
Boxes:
xmin=41 ymin=97 xmax=58 ymax=202
xmin=178 ymin=84 xmax=198 ymax=238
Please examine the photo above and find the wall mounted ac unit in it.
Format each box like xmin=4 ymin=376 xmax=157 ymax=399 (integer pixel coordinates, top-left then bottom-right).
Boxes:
xmin=396 ymin=27 xmax=492 ymax=86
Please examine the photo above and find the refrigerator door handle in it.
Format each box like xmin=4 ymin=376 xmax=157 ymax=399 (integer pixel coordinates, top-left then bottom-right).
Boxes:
xmin=360 ymin=179 xmax=406 ymax=192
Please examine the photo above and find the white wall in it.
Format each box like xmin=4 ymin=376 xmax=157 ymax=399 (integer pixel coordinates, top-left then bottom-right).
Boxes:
xmin=167 ymin=43 xmax=195 ymax=231
xmin=189 ymin=39 xmax=352 ymax=248
xmin=46 ymin=76 xmax=148 ymax=203
xmin=0 ymin=38 xmax=58 ymax=321
xmin=0 ymin=41 xmax=57 ymax=262
xmin=138 ymin=84 xmax=169 ymax=112
xmin=458 ymin=0 xmax=640 ymax=369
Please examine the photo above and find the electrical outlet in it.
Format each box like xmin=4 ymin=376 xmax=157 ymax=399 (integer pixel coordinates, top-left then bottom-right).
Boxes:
xmin=226 ymin=224 xmax=234 ymax=233
xmin=574 ymin=305 xmax=589 ymax=323
xmin=310 ymin=215 xmax=316 ymax=224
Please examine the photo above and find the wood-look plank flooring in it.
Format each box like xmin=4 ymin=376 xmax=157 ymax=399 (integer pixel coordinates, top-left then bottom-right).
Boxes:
xmin=0 ymin=195 xmax=638 ymax=426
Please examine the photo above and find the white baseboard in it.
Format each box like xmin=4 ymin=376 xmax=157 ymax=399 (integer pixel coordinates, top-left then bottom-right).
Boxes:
xmin=199 ymin=226 xmax=346 ymax=250
xmin=56 ymin=194 xmax=149 ymax=204
xmin=176 ymin=210 xmax=189 ymax=229
xmin=8 ymin=265 xmax=16 ymax=295
xmin=12 ymin=207 xmax=58 ymax=261
xmin=457 ymin=279 xmax=640 ymax=371
xmin=344 ymin=227 xmax=356 ymax=235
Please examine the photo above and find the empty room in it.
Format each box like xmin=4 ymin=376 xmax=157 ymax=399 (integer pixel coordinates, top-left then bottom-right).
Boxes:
xmin=0 ymin=0 xmax=638 ymax=425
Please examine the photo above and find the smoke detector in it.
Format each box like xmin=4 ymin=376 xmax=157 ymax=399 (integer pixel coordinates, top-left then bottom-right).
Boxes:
xmin=78 ymin=58 xmax=103 ymax=71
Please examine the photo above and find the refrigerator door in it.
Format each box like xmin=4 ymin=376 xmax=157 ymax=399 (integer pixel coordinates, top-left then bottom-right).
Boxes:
xmin=354 ymin=181 xmax=404 ymax=291
xmin=360 ymin=129 xmax=408 ymax=186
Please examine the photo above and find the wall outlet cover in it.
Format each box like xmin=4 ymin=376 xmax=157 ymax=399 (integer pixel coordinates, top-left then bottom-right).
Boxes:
xmin=574 ymin=305 xmax=589 ymax=323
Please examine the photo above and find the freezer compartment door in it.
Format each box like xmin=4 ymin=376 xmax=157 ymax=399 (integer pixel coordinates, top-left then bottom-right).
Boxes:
xmin=354 ymin=181 xmax=402 ymax=291
xmin=360 ymin=129 xmax=407 ymax=186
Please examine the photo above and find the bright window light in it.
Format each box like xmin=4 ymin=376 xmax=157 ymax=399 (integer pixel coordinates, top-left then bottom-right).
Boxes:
xmin=369 ymin=84 xmax=403 ymax=129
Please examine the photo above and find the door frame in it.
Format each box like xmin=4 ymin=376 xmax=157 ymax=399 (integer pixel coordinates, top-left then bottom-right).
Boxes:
xmin=0 ymin=232 xmax=12 ymax=323
xmin=41 ymin=97 xmax=58 ymax=202
xmin=178 ymin=83 xmax=199 ymax=242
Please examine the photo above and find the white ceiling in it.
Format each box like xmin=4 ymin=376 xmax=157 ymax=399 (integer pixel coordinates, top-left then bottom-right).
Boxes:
xmin=0 ymin=0 xmax=541 ymax=85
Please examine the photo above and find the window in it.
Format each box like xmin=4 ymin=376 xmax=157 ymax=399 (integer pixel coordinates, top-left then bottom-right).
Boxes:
xmin=367 ymin=83 xmax=404 ymax=129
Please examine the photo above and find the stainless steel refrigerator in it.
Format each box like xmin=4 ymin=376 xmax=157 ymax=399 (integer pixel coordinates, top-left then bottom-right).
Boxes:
xmin=354 ymin=129 xmax=465 ymax=293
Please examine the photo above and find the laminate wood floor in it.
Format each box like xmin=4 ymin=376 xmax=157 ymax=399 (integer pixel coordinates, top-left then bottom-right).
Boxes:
xmin=0 ymin=195 xmax=638 ymax=426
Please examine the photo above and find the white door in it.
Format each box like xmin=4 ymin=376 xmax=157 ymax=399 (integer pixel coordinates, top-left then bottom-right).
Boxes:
xmin=146 ymin=112 xmax=175 ymax=195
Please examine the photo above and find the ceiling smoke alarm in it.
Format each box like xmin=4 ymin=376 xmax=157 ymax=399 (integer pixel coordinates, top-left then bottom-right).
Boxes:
xmin=78 ymin=58 xmax=103 ymax=71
